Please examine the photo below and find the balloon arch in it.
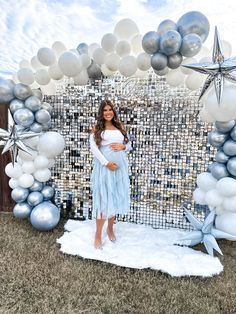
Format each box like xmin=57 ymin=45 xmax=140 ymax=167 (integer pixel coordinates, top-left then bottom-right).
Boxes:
xmin=1 ymin=11 xmax=236 ymax=255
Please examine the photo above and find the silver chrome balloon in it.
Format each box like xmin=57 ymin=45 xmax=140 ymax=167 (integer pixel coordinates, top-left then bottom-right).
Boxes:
xmin=32 ymin=89 xmax=43 ymax=101
xmin=157 ymin=19 xmax=177 ymax=35
xmin=77 ymin=43 xmax=89 ymax=55
xmin=0 ymin=78 xmax=15 ymax=104
xmin=215 ymin=120 xmax=235 ymax=133
xmin=142 ymin=31 xmax=160 ymax=55
xmin=41 ymin=185 xmax=55 ymax=200
xmin=41 ymin=120 xmax=52 ymax=131
xmin=13 ymin=83 xmax=32 ymax=100
xmin=151 ymin=52 xmax=167 ymax=71
xmin=30 ymin=201 xmax=60 ymax=231
xmin=180 ymin=33 xmax=202 ymax=57
xmin=29 ymin=180 xmax=43 ymax=192
xmin=35 ymin=109 xmax=51 ymax=124
xmin=27 ymin=191 xmax=44 ymax=207
xmin=41 ymin=102 xmax=53 ymax=113
xmin=11 ymin=187 xmax=29 ymax=203
xmin=13 ymin=108 xmax=34 ymax=127
xmin=227 ymin=157 xmax=236 ymax=176
xmin=25 ymin=96 xmax=41 ymax=112
xmin=208 ymin=130 xmax=228 ymax=147
xmin=177 ymin=11 xmax=210 ymax=43
xmin=87 ymin=61 xmax=102 ymax=80
xmin=159 ymin=30 xmax=182 ymax=56
xmin=230 ymin=126 xmax=236 ymax=141
xmin=223 ymin=139 xmax=236 ymax=156
xmin=167 ymin=52 xmax=183 ymax=69
xmin=13 ymin=202 xmax=32 ymax=219
xmin=154 ymin=67 xmax=169 ymax=76
xmin=9 ymin=99 xmax=25 ymax=114
xmin=215 ymin=150 xmax=229 ymax=163
xmin=211 ymin=162 xmax=229 ymax=180
xmin=30 ymin=122 xmax=43 ymax=133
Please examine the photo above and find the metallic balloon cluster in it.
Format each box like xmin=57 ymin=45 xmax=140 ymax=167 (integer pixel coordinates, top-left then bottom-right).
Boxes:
xmin=142 ymin=11 xmax=210 ymax=73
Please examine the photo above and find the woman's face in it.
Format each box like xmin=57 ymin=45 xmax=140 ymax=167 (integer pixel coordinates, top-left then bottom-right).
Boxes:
xmin=103 ymin=105 xmax=114 ymax=121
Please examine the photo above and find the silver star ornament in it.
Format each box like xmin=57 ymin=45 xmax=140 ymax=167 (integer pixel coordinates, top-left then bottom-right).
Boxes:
xmin=182 ymin=26 xmax=236 ymax=104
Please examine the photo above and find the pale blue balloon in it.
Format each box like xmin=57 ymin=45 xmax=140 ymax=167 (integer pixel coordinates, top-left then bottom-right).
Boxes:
xmin=0 ymin=78 xmax=15 ymax=104
xmin=157 ymin=19 xmax=177 ymax=35
xmin=159 ymin=30 xmax=182 ymax=56
xmin=180 ymin=33 xmax=202 ymax=57
xmin=211 ymin=162 xmax=229 ymax=180
xmin=13 ymin=108 xmax=34 ymax=127
xmin=223 ymin=139 xmax=236 ymax=156
xmin=27 ymin=191 xmax=44 ymax=207
xmin=11 ymin=187 xmax=29 ymax=203
xmin=13 ymin=83 xmax=32 ymax=100
xmin=13 ymin=202 xmax=32 ymax=219
xmin=41 ymin=185 xmax=55 ymax=200
xmin=151 ymin=52 xmax=167 ymax=71
xmin=25 ymin=96 xmax=41 ymax=112
xmin=9 ymin=99 xmax=25 ymax=113
xmin=29 ymin=180 xmax=43 ymax=192
xmin=77 ymin=43 xmax=88 ymax=55
xmin=30 ymin=201 xmax=60 ymax=231
xmin=227 ymin=157 xmax=236 ymax=176
xmin=167 ymin=52 xmax=183 ymax=69
xmin=215 ymin=120 xmax=235 ymax=134
xmin=142 ymin=31 xmax=160 ymax=55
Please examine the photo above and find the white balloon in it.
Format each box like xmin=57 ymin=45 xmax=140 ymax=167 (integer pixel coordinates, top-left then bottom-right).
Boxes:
xmin=114 ymin=18 xmax=139 ymax=40
xmin=73 ymin=70 xmax=89 ymax=85
xmin=185 ymin=72 xmax=205 ymax=90
xmin=18 ymin=173 xmax=34 ymax=188
xmin=18 ymin=150 xmax=38 ymax=161
xmin=22 ymin=161 xmax=36 ymax=174
xmin=203 ymin=84 xmax=236 ymax=122
xmin=101 ymin=33 xmax=117 ymax=52
xmin=80 ymin=54 xmax=91 ymax=68
xmin=9 ymin=178 xmax=19 ymax=189
xmin=34 ymin=168 xmax=51 ymax=182
xmin=180 ymin=57 xmax=197 ymax=74
xmin=199 ymin=107 xmax=215 ymax=123
xmin=48 ymin=64 xmax=63 ymax=80
xmin=30 ymin=81 xmax=40 ymax=89
xmin=216 ymin=177 xmax=236 ymax=197
xmin=52 ymin=41 xmax=67 ymax=57
xmin=199 ymin=56 xmax=211 ymax=63
xmin=119 ymin=56 xmax=137 ymax=77
xmin=105 ymin=53 xmax=120 ymax=71
xmin=58 ymin=52 xmax=82 ymax=77
xmin=116 ymin=40 xmax=131 ymax=57
xmin=195 ymin=45 xmax=210 ymax=59
xmin=101 ymin=64 xmax=115 ymax=77
xmin=215 ymin=212 xmax=236 ymax=236
xmin=215 ymin=205 xmax=225 ymax=216
xmin=17 ymin=68 xmax=34 ymax=85
xmin=131 ymin=34 xmax=143 ymax=55
xmin=19 ymin=59 xmax=31 ymax=69
xmin=193 ymin=188 xmax=206 ymax=205
xmin=166 ymin=68 xmax=185 ymax=87
xmin=92 ymin=48 xmax=107 ymax=65
xmin=31 ymin=56 xmax=45 ymax=70
xmin=222 ymin=196 xmax=236 ymax=213
xmin=5 ymin=162 xmax=22 ymax=179
xmin=37 ymin=47 xmax=56 ymax=66
xmin=205 ymin=189 xmax=223 ymax=207
xmin=40 ymin=81 xmax=56 ymax=96
xmin=134 ymin=69 xmax=148 ymax=78
xmin=221 ymin=40 xmax=232 ymax=58
xmin=197 ymin=172 xmax=217 ymax=192
xmin=38 ymin=132 xmax=65 ymax=157
xmin=88 ymin=43 xmax=100 ymax=57
xmin=136 ymin=53 xmax=151 ymax=71
xmin=34 ymin=155 xmax=49 ymax=169
xmin=35 ymin=69 xmax=51 ymax=85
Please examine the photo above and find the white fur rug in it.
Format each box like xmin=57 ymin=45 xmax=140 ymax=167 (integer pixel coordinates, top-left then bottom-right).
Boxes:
xmin=57 ymin=220 xmax=223 ymax=277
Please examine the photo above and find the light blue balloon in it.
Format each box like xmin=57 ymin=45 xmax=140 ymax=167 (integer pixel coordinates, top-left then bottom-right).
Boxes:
xmin=215 ymin=150 xmax=229 ymax=163
xmin=227 ymin=157 xmax=236 ymax=176
xmin=25 ymin=96 xmax=41 ymax=112
xmin=13 ymin=108 xmax=34 ymax=127
xmin=30 ymin=201 xmax=60 ymax=231
xmin=30 ymin=122 xmax=43 ymax=133
xmin=230 ymin=125 xmax=236 ymax=141
xmin=77 ymin=43 xmax=88 ymax=55
xmin=157 ymin=19 xmax=177 ymax=35
xmin=142 ymin=31 xmax=160 ymax=55
xmin=27 ymin=191 xmax=44 ymax=207
xmin=151 ymin=52 xmax=167 ymax=71
xmin=13 ymin=83 xmax=32 ymax=100
xmin=223 ymin=139 xmax=236 ymax=156
xmin=11 ymin=187 xmax=29 ymax=203
xmin=29 ymin=180 xmax=43 ymax=192
xmin=0 ymin=78 xmax=15 ymax=104
xmin=13 ymin=202 xmax=32 ymax=219
xmin=167 ymin=52 xmax=183 ymax=69
xmin=9 ymin=99 xmax=25 ymax=113
xmin=159 ymin=30 xmax=182 ymax=56
xmin=208 ymin=130 xmax=228 ymax=148
xmin=211 ymin=162 xmax=229 ymax=180
xmin=215 ymin=120 xmax=235 ymax=134
xmin=180 ymin=33 xmax=202 ymax=57
xmin=41 ymin=185 xmax=55 ymax=200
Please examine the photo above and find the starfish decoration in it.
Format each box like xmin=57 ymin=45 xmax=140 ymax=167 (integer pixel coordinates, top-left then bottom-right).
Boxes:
xmin=0 ymin=110 xmax=40 ymax=165
xmin=182 ymin=26 xmax=236 ymax=104
xmin=177 ymin=207 xmax=236 ymax=256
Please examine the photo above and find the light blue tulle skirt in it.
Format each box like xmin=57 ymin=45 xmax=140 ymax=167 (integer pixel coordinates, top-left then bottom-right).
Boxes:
xmin=91 ymin=145 xmax=130 ymax=219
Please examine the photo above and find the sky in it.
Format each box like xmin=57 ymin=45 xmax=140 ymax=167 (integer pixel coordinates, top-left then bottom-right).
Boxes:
xmin=0 ymin=0 xmax=236 ymax=79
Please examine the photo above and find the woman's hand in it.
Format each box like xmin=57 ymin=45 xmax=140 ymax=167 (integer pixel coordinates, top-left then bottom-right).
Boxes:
xmin=106 ymin=161 xmax=119 ymax=171
xmin=110 ymin=143 xmax=126 ymax=151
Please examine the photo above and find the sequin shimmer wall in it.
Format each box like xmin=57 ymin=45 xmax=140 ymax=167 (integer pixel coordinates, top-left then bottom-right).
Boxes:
xmin=46 ymin=74 xmax=215 ymax=230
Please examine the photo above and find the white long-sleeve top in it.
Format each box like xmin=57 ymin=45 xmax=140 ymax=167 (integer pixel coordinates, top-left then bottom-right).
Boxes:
xmin=89 ymin=129 xmax=132 ymax=166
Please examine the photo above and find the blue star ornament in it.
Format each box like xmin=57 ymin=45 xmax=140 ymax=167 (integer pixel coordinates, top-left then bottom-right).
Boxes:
xmin=182 ymin=27 xmax=236 ymax=104
xmin=178 ymin=208 xmax=236 ymax=256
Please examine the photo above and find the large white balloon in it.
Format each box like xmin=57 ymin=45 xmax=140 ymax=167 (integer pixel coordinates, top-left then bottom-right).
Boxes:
xmin=5 ymin=162 xmax=23 ymax=179
xmin=199 ymin=107 xmax=215 ymax=123
xmin=101 ymin=33 xmax=117 ymax=52
xmin=48 ymin=64 xmax=63 ymax=80
xmin=216 ymin=177 xmax=236 ymax=197
xmin=9 ymin=178 xmax=19 ymax=189
xmin=31 ymin=56 xmax=45 ymax=70
xmin=136 ymin=53 xmax=151 ymax=71
xmin=185 ymin=72 xmax=205 ymax=90
xmin=119 ymin=56 xmax=137 ymax=77
xmin=203 ymin=84 xmax=236 ymax=122
xmin=19 ymin=59 xmax=31 ymax=69
xmin=38 ymin=132 xmax=65 ymax=157
xmin=52 ymin=41 xmax=67 ymax=57
xmin=40 ymin=81 xmax=56 ymax=96
xmin=18 ymin=173 xmax=34 ymax=188
xmin=114 ymin=18 xmax=139 ymax=40
xmin=80 ymin=54 xmax=91 ymax=68
xmin=116 ymin=40 xmax=131 ymax=57
xmin=73 ymin=70 xmax=89 ymax=85
xmin=58 ymin=52 xmax=82 ymax=77
xmin=88 ymin=43 xmax=100 ymax=57
xmin=221 ymin=40 xmax=232 ymax=58
xmin=17 ymin=68 xmax=34 ymax=85
xmin=165 ymin=68 xmax=185 ymax=87
xmin=34 ymin=155 xmax=49 ymax=169
xmin=215 ymin=212 xmax=236 ymax=236
xmin=92 ymin=48 xmax=107 ymax=65
xmin=222 ymin=196 xmax=236 ymax=213
xmin=197 ymin=172 xmax=217 ymax=192
xmin=193 ymin=188 xmax=206 ymax=205
xmin=205 ymin=189 xmax=223 ymax=207
xmin=131 ymin=34 xmax=143 ymax=55
xmin=37 ymin=48 xmax=56 ymax=66
xmin=22 ymin=161 xmax=36 ymax=174
xmin=35 ymin=69 xmax=51 ymax=85
xmin=34 ymin=168 xmax=51 ymax=182
xmin=105 ymin=53 xmax=120 ymax=71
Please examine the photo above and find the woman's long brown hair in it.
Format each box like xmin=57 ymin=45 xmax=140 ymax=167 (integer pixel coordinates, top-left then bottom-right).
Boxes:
xmin=91 ymin=100 xmax=129 ymax=147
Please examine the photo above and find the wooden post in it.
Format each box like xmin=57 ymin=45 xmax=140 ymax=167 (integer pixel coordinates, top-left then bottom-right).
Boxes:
xmin=0 ymin=105 xmax=14 ymax=211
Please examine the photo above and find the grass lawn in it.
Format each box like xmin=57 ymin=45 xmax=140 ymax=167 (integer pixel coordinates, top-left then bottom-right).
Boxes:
xmin=0 ymin=213 xmax=236 ymax=314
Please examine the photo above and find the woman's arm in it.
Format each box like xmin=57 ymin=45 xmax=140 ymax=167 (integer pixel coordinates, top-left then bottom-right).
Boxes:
xmin=89 ymin=133 xmax=109 ymax=166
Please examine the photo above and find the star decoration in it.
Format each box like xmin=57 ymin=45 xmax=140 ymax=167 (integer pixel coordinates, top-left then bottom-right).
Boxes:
xmin=177 ymin=207 xmax=236 ymax=256
xmin=0 ymin=110 xmax=40 ymax=165
xmin=182 ymin=26 xmax=236 ymax=104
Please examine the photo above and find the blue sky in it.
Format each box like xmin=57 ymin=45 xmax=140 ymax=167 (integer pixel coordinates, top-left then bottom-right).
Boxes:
xmin=0 ymin=0 xmax=236 ymax=78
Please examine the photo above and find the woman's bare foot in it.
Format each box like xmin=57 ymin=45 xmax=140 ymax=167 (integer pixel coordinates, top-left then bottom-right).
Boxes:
xmin=94 ymin=234 xmax=103 ymax=249
xmin=107 ymin=228 xmax=116 ymax=242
